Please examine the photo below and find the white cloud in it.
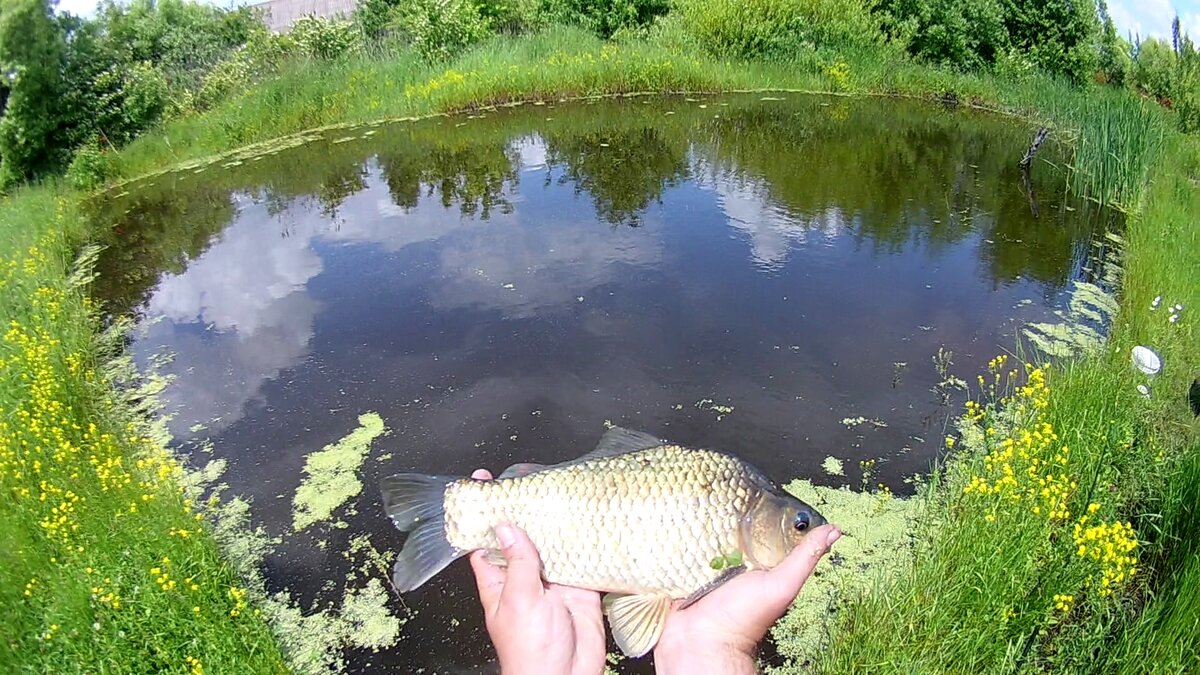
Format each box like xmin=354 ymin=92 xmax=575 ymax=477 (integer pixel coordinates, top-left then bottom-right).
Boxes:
xmin=1108 ymin=0 xmax=1197 ymax=40
xmin=140 ymin=135 xmax=664 ymax=437
xmin=1184 ymin=11 xmax=1200 ymax=38
xmin=706 ymin=174 xmax=842 ymax=270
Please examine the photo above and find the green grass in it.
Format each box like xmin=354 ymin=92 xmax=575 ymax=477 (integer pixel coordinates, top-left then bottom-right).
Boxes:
xmin=0 ymin=22 xmax=1197 ymax=674
xmin=1105 ymin=443 xmax=1200 ymax=672
xmin=0 ymin=186 xmax=288 ymax=673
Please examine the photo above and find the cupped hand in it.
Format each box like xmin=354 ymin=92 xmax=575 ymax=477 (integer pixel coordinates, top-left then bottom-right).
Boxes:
xmin=653 ymin=523 xmax=841 ymax=674
xmin=467 ymin=469 xmax=608 ymax=675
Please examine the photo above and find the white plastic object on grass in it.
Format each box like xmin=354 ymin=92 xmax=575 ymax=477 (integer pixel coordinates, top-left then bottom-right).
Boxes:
xmin=1131 ymin=346 xmax=1162 ymax=376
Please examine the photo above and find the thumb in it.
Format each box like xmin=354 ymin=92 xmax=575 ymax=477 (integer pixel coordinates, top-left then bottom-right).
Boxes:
xmin=495 ymin=523 xmax=544 ymax=608
xmin=755 ymin=524 xmax=840 ymax=611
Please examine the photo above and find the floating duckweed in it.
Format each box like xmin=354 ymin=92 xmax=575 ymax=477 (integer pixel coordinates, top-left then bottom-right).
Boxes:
xmin=840 ymin=416 xmax=887 ymax=428
xmin=822 ymin=456 xmax=845 ymax=476
xmin=340 ymin=578 xmax=403 ymax=651
xmin=769 ymin=479 xmax=920 ymax=669
xmin=292 ymin=413 xmax=387 ymax=531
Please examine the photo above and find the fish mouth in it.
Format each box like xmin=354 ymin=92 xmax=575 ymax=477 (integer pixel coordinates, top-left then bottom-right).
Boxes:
xmin=806 ymin=507 xmax=828 ymax=530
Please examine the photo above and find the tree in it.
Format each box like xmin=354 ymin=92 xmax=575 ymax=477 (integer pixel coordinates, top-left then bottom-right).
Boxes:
xmin=1095 ymin=0 xmax=1130 ymax=85
xmin=1001 ymin=0 xmax=1101 ymax=83
xmin=0 ymin=0 xmax=67 ymax=187
xmin=1133 ymin=38 xmax=1177 ymax=102
xmin=881 ymin=0 xmax=1009 ymax=70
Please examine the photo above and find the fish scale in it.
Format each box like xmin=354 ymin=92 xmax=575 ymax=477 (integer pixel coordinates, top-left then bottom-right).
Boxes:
xmin=444 ymin=445 xmax=752 ymax=596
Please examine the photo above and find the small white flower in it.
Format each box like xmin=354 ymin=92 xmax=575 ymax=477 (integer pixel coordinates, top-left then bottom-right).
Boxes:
xmin=1170 ymin=314 xmax=1180 ymax=323
xmin=1152 ymin=295 xmax=1162 ymax=307
xmin=1174 ymin=304 xmax=1184 ymax=311
xmin=1137 ymin=384 xmax=1151 ymax=398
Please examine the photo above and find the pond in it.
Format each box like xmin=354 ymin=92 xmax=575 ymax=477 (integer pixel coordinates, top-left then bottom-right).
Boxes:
xmin=90 ymin=93 xmax=1118 ymax=673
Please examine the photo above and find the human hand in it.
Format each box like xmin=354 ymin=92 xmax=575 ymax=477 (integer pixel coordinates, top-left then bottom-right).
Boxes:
xmin=467 ymin=469 xmax=607 ymax=675
xmin=653 ymin=524 xmax=841 ymax=674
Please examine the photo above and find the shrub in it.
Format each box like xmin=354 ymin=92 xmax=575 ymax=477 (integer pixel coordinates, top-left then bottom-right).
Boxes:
xmin=65 ymin=143 xmax=116 ymax=190
xmin=1132 ymin=38 xmax=1176 ymax=103
xmin=880 ymin=0 xmax=1009 ymax=70
xmin=0 ymin=0 xmax=69 ymax=187
xmin=196 ymin=29 xmax=296 ymax=109
xmin=673 ymin=0 xmax=880 ymax=61
xmin=292 ymin=15 xmax=361 ymax=60
xmin=355 ymin=0 xmax=397 ymax=40
xmin=540 ymin=0 xmax=669 ymax=38
xmin=390 ymin=0 xmax=492 ymax=62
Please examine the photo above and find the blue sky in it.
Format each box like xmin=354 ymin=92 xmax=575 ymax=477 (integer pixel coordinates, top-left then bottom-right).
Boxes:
xmin=51 ymin=0 xmax=1200 ymax=43
xmin=1109 ymin=0 xmax=1200 ymax=41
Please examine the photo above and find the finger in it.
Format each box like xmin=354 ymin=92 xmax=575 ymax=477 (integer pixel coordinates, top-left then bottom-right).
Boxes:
xmin=552 ymin=584 xmax=603 ymax=615
xmin=469 ymin=550 xmax=507 ymax=615
xmin=759 ymin=524 xmax=840 ymax=604
xmin=552 ymin=585 xmax=607 ymax=653
xmin=472 ymin=469 xmax=493 ymax=480
xmin=494 ymin=523 xmax=545 ymax=608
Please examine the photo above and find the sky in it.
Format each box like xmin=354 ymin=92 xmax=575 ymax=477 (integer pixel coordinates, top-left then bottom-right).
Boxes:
xmin=50 ymin=0 xmax=1200 ymax=44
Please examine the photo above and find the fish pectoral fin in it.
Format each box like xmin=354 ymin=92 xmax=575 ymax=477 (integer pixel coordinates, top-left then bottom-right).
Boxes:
xmin=678 ymin=565 xmax=746 ymax=611
xmin=497 ymin=462 xmax=547 ymax=479
xmin=602 ymin=592 xmax=673 ymax=658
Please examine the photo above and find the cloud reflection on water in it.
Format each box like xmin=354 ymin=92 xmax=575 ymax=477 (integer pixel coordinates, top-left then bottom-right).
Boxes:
xmin=139 ymin=137 xmax=665 ymax=438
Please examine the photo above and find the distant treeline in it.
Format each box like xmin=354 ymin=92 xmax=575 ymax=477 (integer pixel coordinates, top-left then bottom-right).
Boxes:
xmin=0 ymin=0 xmax=1196 ymax=188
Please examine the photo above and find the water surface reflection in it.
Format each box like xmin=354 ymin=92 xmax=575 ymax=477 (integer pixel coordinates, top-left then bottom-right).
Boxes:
xmin=91 ymin=94 xmax=1118 ymax=673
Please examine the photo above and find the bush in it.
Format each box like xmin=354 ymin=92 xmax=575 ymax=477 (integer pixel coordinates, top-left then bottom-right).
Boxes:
xmin=292 ymin=15 xmax=361 ymax=60
xmin=390 ymin=0 xmax=493 ymax=62
xmin=196 ymin=29 xmax=295 ymax=109
xmin=355 ymin=0 xmax=397 ymax=41
xmin=881 ymin=0 xmax=1009 ymax=70
xmin=65 ymin=143 xmax=116 ymax=190
xmin=540 ymin=0 xmax=669 ymax=38
xmin=1176 ymin=55 xmax=1200 ymax=133
xmin=478 ymin=0 xmax=545 ymax=34
xmin=1132 ymin=38 xmax=1176 ymax=102
xmin=673 ymin=0 xmax=880 ymax=61
xmin=0 ymin=0 xmax=69 ymax=187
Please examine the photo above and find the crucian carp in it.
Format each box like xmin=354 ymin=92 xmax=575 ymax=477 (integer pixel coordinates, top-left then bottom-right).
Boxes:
xmin=381 ymin=426 xmax=826 ymax=657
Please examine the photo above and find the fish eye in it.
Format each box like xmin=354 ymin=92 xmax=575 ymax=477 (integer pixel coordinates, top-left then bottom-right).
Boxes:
xmin=793 ymin=511 xmax=810 ymax=532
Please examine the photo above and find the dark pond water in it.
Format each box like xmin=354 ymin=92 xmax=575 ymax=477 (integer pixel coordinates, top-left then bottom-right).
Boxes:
xmin=91 ymin=94 xmax=1118 ymax=673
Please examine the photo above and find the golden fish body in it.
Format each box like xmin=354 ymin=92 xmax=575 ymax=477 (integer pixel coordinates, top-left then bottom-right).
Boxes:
xmin=444 ymin=444 xmax=754 ymax=597
xmin=381 ymin=426 xmax=825 ymax=657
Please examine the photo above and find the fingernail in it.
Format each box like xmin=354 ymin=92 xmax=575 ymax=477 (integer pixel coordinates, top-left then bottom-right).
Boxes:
xmin=826 ymin=527 xmax=842 ymax=547
xmin=495 ymin=524 xmax=516 ymax=549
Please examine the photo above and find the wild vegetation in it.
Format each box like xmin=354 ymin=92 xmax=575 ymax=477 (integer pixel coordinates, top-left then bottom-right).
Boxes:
xmin=0 ymin=0 xmax=1197 ymax=672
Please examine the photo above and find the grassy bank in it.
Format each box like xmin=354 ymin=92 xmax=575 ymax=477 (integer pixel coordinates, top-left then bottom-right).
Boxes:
xmin=108 ymin=27 xmax=1165 ymax=209
xmin=0 ymin=191 xmax=288 ymax=672
xmin=0 ymin=23 xmax=1196 ymax=673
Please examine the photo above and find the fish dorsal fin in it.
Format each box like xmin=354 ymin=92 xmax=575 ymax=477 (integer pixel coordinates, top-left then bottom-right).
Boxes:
xmin=497 ymin=462 xmax=547 ymax=479
xmin=571 ymin=426 xmax=663 ymax=465
xmin=495 ymin=427 xmax=663 ymax=480
xmin=602 ymin=592 xmax=673 ymax=657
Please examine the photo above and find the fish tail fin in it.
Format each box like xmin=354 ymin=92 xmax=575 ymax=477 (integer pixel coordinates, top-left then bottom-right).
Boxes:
xmin=381 ymin=473 xmax=466 ymax=592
